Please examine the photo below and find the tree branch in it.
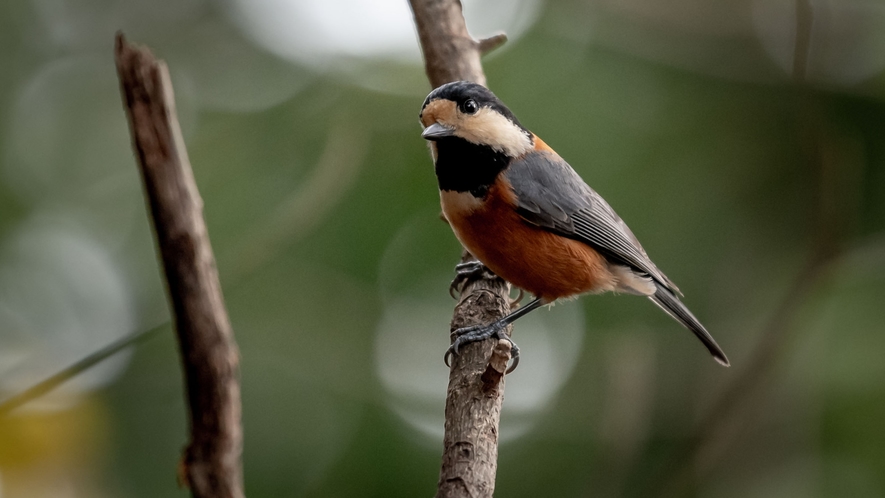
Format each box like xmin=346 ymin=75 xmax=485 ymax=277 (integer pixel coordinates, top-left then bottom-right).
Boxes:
xmin=114 ymin=33 xmax=244 ymax=498
xmin=408 ymin=1 xmax=512 ymax=496
xmin=478 ymin=33 xmax=508 ymax=56
xmin=411 ymin=0 xmax=498 ymax=87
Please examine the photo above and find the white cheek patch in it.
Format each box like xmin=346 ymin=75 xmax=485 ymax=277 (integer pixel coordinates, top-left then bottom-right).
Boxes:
xmin=453 ymin=107 xmax=533 ymax=158
xmin=422 ymin=99 xmax=533 ymax=158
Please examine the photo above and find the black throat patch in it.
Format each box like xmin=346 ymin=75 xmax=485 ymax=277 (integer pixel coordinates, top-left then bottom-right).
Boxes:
xmin=434 ymin=137 xmax=511 ymax=197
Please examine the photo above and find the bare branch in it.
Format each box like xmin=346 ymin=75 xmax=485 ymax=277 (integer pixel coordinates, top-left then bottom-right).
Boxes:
xmin=439 ymin=273 xmax=512 ymax=498
xmin=115 ymin=32 xmax=243 ymax=498
xmin=478 ymin=33 xmax=508 ymax=56
xmin=408 ymin=2 xmax=513 ymax=495
xmin=409 ymin=0 xmax=487 ymax=87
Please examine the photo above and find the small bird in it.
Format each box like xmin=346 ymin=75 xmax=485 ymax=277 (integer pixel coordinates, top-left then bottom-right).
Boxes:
xmin=419 ymin=81 xmax=729 ymax=371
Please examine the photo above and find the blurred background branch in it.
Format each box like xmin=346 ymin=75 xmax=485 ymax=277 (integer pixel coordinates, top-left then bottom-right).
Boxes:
xmin=224 ymin=117 xmax=369 ymax=281
xmin=0 ymin=323 xmax=166 ymax=417
xmin=639 ymin=2 xmax=869 ymax=495
xmin=115 ymin=33 xmax=243 ymax=498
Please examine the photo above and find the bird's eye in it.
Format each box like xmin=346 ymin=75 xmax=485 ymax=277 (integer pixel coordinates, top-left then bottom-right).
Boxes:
xmin=460 ymin=99 xmax=478 ymax=115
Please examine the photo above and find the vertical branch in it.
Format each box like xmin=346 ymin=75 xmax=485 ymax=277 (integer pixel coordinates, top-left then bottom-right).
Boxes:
xmin=114 ymin=33 xmax=243 ymax=498
xmin=408 ymin=1 xmax=511 ymax=497
xmin=410 ymin=0 xmax=487 ymax=87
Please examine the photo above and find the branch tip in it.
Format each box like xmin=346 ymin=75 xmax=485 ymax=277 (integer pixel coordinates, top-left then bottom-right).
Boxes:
xmin=481 ymin=339 xmax=512 ymax=393
xmin=478 ymin=33 xmax=508 ymax=55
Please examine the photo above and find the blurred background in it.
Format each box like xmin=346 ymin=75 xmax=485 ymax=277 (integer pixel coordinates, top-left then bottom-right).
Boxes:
xmin=0 ymin=0 xmax=884 ymax=496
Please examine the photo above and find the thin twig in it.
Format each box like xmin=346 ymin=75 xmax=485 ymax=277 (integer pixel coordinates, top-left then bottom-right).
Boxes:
xmin=115 ymin=32 xmax=243 ymax=498
xmin=478 ymin=33 xmax=508 ymax=55
xmin=408 ymin=1 xmax=513 ymax=496
xmin=0 ymin=323 xmax=167 ymax=417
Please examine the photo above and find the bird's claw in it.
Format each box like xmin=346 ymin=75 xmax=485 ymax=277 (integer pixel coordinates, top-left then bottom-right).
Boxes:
xmin=506 ymin=342 xmax=520 ymax=374
xmin=443 ymin=321 xmax=521 ymax=373
xmin=449 ymin=261 xmax=490 ymax=299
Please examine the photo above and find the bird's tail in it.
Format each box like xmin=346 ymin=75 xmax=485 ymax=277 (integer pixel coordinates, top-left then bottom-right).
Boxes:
xmin=648 ymin=283 xmax=729 ymax=367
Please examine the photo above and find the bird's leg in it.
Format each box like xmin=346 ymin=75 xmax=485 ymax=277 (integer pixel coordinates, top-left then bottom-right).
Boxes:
xmin=449 ymin=260 xmax=492 ymax=299
xmin=445 ymin=297 xmax=544 ymax=373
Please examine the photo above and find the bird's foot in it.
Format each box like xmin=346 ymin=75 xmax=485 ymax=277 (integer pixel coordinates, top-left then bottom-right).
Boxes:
xmin=449 ymin=260 xmax=491 ymax=299
xmin=444 ymin=321 xmax=521 ymax=373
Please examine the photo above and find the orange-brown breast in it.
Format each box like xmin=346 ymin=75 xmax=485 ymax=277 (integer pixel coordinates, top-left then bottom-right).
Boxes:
xmin=441 ymin=177 xmax=616 ymax=303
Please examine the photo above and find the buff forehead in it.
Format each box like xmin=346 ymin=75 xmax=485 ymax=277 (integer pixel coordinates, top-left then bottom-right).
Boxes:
xmin=420 ymin=99 xmax=532 ymax=157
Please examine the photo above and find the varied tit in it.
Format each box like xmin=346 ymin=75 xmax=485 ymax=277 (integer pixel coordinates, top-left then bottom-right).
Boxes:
xmin=419 ymin=81 xmax=729 ymax=372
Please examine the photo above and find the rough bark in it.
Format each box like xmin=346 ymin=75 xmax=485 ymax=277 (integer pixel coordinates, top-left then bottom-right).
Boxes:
xmin=408 ymin=1 xmax=513 ymax=496
xmin=438 ymin=256 xmax=512 ymax=498
xmin=409 ymin=0 xmax=487 ymax=87
xmin=114 ymin=33 xmax=244 ymax=498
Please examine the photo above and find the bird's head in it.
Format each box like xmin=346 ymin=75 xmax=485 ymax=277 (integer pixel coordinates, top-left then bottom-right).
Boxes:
xmin=419 ymin=81 xmax=533 ymax=159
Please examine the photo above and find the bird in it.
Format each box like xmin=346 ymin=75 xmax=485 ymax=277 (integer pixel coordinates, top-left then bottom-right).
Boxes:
xmin=418 ymin=80 xmax=729 ymax=372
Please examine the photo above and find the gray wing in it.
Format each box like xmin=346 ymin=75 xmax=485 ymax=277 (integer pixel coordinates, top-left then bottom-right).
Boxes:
xmin=504 ymin=150 xmax=678 ymax=293
xmin=504 ymin=150 xmax=730 ymax=365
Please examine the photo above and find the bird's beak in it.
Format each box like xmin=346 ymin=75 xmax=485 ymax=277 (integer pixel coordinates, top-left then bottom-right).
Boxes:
xmin=422 ymin=122 xmax=455 ymax=140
